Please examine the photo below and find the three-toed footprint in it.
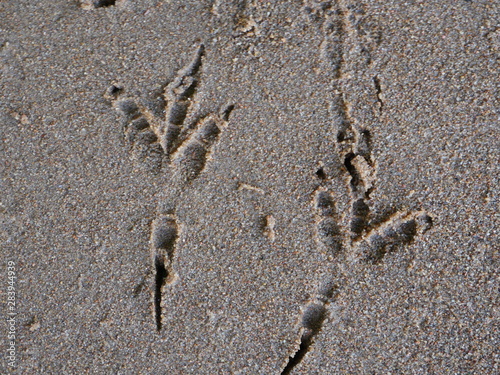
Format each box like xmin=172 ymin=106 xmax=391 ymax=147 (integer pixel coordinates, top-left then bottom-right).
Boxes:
xmin=109 ymin=44 xmax=235 ymax=331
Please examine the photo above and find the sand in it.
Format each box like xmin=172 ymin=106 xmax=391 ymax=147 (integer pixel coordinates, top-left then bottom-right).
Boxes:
xmin=1 ymin=0 xmax=498 ymax=373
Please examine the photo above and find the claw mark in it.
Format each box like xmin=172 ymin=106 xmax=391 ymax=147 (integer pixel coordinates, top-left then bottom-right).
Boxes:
xmin=151 ymin=215 xmax=179 ymax=331
xmin=153 ymin=256 xmax=167 ymax=331
xmin=281 ymin=280 xmax=337 ymax=375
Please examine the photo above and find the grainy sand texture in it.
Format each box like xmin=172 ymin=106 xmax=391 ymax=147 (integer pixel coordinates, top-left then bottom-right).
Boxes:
xmin=1 ymin=0 xmax=499 ymax=374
